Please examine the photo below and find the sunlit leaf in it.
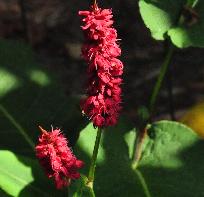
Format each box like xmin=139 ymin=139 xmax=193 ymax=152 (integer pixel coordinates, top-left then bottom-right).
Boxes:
xmin=139 ymin=0 xmax=185 ymax=40
xmin=0 ymin=151 xmax=48 ymax=197
xmin=139 ymin=120 xmax=204 ymax=197
xmin=75 ymin=119 xmax=204 ymax=196
xmin=139 ymin=0 xmax=204 ymax=48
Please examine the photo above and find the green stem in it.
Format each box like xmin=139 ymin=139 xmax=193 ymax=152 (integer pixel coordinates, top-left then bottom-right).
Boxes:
xmin=149 ymin=44 xmax=174 ymax=115
xmin=0 ymin=104 xmax=35 ymax=149
xmin=193 ymin=0 xmax=199 ymax=7
xmin=190 ymin=0 xmax=199 ymax=8
xmin=89 ymin=188 xmax=96 ymax=197
xmin=132 ymin=44 xmax=174 ymax=169
xmin=135 ymin=169 xmax=152 ymax=197
xmin=186 ymin=0 xmax=199 ymax=10
xmin=132 ymin=127 xmax=147 ymax=169
xmin=87 ymin=127 xmax=103 ymax=188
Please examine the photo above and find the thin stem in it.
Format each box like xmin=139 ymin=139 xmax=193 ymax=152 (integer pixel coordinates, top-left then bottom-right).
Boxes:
xmin=149 ymin=44 xmax=174 ymax=116
xmin=192 ymin=0 xmax=199 ymax=8
xmin=186 ymin=0 xmax=199 ymax=8
xmin=132 ymin=127 xmax=147 ymax=169
xmin=132 ymin=44 xmax=175 ymax=169
xmin=0 ymin=104 xmax=35 ymax=149
xmin=89 ymin=187 xmax=96 ymax=197
xmin=87 ymin=127 xmax=103 ymax=187
xmin=135 ymin=169 xmax=152 ymax=197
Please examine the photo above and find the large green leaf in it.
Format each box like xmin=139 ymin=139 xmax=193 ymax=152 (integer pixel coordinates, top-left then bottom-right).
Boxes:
xmin=75 ymin=119 xmax=204 ymax=196
xmin=75 ymin=118 xmax=145 ymax=197
xmin=139 ymin=120 xmax=204 ymax=197
xmin=139 ymin=0 xmax=204 ymax=48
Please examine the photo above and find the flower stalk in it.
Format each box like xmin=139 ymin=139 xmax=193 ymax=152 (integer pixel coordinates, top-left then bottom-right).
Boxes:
xmin=87 ymin=127 xmax=103 ymax=188
xmin=132 ymin=44 xmax=175 ymax=169
xmin=79 ymin=3 xmax=122 ymax=194
xmin=149 ymin=44 xmax=174 ymax=116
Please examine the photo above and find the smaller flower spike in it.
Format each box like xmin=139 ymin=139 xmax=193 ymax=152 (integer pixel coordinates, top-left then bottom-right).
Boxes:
xmin=35 ymin=126 xmax=84 ymax=189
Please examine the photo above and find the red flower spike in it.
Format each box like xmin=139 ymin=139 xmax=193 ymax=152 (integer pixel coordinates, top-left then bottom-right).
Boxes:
xmin=35 ymin=126 xmax=84 ymax=189
xmin=79 ymin=4 xmax=123 ymax=127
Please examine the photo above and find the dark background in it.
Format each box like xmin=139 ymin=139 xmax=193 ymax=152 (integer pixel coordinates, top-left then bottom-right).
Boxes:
xmin=1 ymin=0 xmax=204 ymax=121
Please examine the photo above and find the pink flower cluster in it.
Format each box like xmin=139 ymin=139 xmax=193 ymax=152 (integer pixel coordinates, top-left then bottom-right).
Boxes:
xmin=35 ymin=126 xmax=84 ymax=189
xmin=79 ymin=4 xmax=123 ymax=127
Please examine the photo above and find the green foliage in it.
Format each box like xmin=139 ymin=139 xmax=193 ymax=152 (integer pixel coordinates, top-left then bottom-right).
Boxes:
xmin=75 ymin=118 xmax=145 ymax=197
xmin=0 ymin=39 xmax=203 ymax=196
xmin=139 ymin=0 xmax=204 ymax=48
xmin=71 ymin=175 xmax=95 ymax=197
xmin=0 ymin=39 xmax=85 ymax=196
xmin=0 ymin=151 xmax=47 ymax=197
xmin=75 ymin=119 xmax=204 ymax=196
xmin=168 ymin=1 xmax=204 ymax=48
xmin=0 ymin=39 xmax=85 ymax=154
xmin=140 ymin=120 xmax=204 ymax=197
xmin=139 ymin=0 xmax=185 ymax=40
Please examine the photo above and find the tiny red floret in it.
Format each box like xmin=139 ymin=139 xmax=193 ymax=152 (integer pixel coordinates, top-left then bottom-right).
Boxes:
xmin=35 ymin=126 xmax=84 ymax=189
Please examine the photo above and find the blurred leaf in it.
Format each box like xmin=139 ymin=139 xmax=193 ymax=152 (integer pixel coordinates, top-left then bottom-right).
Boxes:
xmin=187 ymin=0 xmax=199 ymax=7
xmin=0 ymin=39 xmax=85 ymax=196
xmin=0 ymin=187 xmax=13 ymax=197
xmin=139 ymin=0 xmax=204 ymax=48
xmin=0 ymin=150 xmax=48 ymax=197
xmin=70 ymin=175 xmax=93 ymax=197
xmin=0 ymin=39 xmax=85 ymax=155
xmin=137 ymin=106 xmax=149 ymax=122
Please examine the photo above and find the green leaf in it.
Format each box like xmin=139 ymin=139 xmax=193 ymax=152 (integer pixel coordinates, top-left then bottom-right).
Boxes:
xmin=70 ymin=175 xmax=96 ymax=197
xmin=75 ymin=118 xmax=204 ymax=196
xmin=139 ymin=0 xmax=204 ymax=48
xmin=139 ymin=0 xmax=185 ymax=40
xmin=0 ymin=188 xmax=12 ymax=197
xmin=139 ymin=120 xmax=204 ymax=197
xmin=75 ymin=118 xmax=145 ymax=197
xmin=0 ymin=150 xmax=48 ymax=197
xmin=0 ymin=150 xmax=70 ymax=196
xmin=187 ymin=0 xmax=198 ymax=7
xmin=168 ymin=1 xmax=204 ymax=48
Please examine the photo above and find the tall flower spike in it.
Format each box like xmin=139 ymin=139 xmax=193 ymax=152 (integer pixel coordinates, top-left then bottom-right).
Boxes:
xmin=35 ymin=126 xmax=84 ymax=189
xmin=79 ymin=4 xmax=123 ymax=127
